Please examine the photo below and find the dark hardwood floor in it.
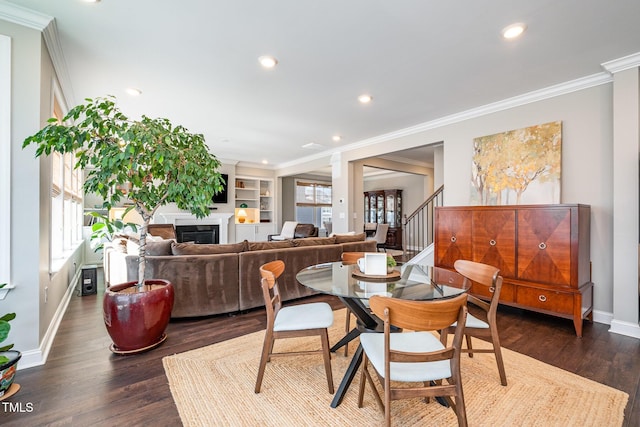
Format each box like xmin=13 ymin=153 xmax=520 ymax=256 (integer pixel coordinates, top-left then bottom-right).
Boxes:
xmin=3 ymin=271 xmax=639 ymax=426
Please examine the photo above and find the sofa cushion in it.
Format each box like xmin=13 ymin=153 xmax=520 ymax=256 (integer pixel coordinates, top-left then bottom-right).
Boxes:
xmin=292 ymin=236 xmax=336 ymax=247
xmin=248 ymin=240 xmax=294 ymax=251
xmin=334 ymin=232 xmax=366 ymax=243
xmin=125 ymin=238 xmax=174 ymax=256
xmin=146 ymin=239 xmax=175 ymax=256
xmin=171 ymin=241 xmax=246 ymax=255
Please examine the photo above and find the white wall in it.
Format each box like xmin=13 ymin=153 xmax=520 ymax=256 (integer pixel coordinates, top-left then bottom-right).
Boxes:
xmin=0 ymin=20 xmax=86 ymax=368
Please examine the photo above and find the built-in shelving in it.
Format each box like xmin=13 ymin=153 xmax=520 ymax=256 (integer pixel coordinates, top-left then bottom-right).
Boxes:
xmin=234 ymin=176 xmax=275 ymax=241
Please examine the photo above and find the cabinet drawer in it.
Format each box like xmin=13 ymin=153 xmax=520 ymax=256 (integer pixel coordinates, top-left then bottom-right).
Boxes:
xmin=471 ymin=281 xmax=515 ymax=303
xmin=516 ymin=287 xmax=573 ymax=315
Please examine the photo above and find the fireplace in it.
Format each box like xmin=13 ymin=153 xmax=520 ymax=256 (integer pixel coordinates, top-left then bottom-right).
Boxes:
xmin=176 ymin=225 xmax=219 ymax=244
xmin=157 ymin=212 xmax=233 ymax=244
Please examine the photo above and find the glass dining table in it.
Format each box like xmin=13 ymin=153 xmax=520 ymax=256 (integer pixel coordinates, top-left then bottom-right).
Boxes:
xmin=296 ymin=261 xmax=471 ymax=408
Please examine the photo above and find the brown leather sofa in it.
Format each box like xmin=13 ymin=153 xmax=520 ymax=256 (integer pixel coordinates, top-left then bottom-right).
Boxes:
xmin=104 ymin=234 xmax=375 ymax=318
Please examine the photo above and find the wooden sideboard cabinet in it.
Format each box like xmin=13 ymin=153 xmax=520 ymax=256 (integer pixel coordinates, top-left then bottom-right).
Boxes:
xmin=434 ymin=204 xmax=593 ymax=337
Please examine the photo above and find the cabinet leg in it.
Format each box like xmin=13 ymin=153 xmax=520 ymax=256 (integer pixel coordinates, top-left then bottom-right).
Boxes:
xmin=573 ymin=316 xmax=583 ymax=338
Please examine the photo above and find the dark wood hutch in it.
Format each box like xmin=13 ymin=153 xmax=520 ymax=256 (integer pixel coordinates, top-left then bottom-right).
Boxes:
xmin=363 ymin=189 xmax=402 ymax=250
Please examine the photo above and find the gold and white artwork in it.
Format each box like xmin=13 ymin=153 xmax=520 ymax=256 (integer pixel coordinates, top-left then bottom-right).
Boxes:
xmin=471 ymin=121 xmax=562 ymax=205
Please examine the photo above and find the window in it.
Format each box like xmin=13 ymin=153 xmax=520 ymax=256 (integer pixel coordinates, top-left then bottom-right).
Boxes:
xmin=50 ymin=92 xmax=83 ymax=266
xmin=295 ymin=180 xmax=332 ymax=228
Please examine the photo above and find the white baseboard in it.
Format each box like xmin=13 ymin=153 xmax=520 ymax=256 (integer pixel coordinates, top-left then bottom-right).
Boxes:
xmin=577 ymin=309 xmax=640 ymax=340
xmin=17 ymin=268 xmax=81 ymax=370
xmin=609 ymin=318 xmax=640 ymax=339
xmin=592 ymin=309 xmax=613 ymax=325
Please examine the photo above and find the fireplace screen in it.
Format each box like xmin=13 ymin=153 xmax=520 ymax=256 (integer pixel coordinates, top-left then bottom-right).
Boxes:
xmin=175 ymin=225 xmax=219 ymax=244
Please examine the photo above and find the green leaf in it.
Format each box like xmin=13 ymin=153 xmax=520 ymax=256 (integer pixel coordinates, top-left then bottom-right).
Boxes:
xmin=0 ymin=319 xmax=10 ymax=343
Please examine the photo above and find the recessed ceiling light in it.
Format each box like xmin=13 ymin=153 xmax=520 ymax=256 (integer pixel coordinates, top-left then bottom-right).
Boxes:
xmin=125 ymin=87 xmax=142 ymax=96
xmin=261 ymin=160 xmax=268 ymax=165
xmin=358 ymin=94 xmax=373 ymax=104
xmin=82 ymin=0 xmax=101 ymax=3
xmin=502 ymin=23 xmax=527 ymax=39
xmin=258 ymin=55 xmax=278 ymax=69
xmin=332 ymin=135 xmax=342 ymax=142
xmin=302 ymin=142 xmax=325 ymax=150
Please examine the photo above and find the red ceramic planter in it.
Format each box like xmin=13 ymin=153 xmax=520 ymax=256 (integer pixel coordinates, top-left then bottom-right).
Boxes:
xmin=103 ymin=279 xmax=174 ymax=354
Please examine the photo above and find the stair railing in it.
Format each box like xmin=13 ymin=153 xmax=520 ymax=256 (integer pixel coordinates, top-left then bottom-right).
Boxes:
xmin=402 ymin=185 xmax=444 ymax=259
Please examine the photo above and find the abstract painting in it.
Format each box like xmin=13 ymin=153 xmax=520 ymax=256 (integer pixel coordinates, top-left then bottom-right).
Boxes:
xmin=471 ymin=121 xmax=562 ymax=205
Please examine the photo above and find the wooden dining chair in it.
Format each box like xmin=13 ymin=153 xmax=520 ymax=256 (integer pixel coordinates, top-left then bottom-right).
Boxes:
xmin=339 ymin=252 xmax=368 ymax=356
xmin=358 ymin=293 xmax=469 ymax=427
xmin=440 ymin=259 xmax=507 ymax=386
xmin=255 ymin=260 xmax=335 ymax=394
xmin=341 ymin=251 xmax=365 ymax=265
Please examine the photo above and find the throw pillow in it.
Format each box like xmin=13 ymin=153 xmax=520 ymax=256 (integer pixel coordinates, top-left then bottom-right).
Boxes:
xmin=248 ymin=240 xmax=294 ymax=251
xmin=292 ymin=237 xmax=336 ymax=247
xmin=171 ymin=241 xmax=246 ymax=255
xmin=110 ymin=237 xmax=128 ymax=253
xmin=146 ymin=239 xmax=174 ymax=256
xmin=333 ymin=232 xmax=366 ymax=243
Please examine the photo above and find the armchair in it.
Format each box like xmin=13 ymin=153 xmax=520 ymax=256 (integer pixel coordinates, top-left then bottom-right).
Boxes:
xmin=268 ymin=221 xmax=298 ymax=241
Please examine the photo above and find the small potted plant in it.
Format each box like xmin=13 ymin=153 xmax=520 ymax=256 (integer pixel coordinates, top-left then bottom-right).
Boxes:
xmin=386 ymin=255 xmax=397 ymax=274
xmin=23 ymin=96 xmax=225 ymax=354
xmin=0 ymin=284 xmax=20 ymax=398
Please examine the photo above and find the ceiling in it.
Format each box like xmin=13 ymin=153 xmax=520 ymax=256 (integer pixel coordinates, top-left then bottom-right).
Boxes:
xmin=4 ymin=1 xmax=640 ymax=169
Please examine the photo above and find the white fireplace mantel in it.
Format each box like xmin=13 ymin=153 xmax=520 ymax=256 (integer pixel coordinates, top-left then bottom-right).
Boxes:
xmin=156 ymin=212 xmax=234 ymax=244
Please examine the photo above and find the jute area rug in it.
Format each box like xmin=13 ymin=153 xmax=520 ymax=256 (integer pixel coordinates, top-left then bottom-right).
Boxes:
xmin=163 ymin=309 xmax=628 ymax=426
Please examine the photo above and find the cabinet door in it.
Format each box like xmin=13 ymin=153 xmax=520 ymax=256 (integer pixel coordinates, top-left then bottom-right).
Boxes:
xmin=471 ymin=209 xmax=516 ymax=278
xmin=364 ymin=194 xmax=370 ymax=222
xmin=255 ymin=224 xmax=275 ymax=242
xmin=235 ymin=224 xmax=255 ymax=242
xmin=517 ymin=207 xmax=572 ymax=286
xmin=376 ymin=193 xmax=384 ymax=223
xmin=396 ymin=191 xmax=402 ymax=227
xmin=385 ymin=192 xmax=395 ymax=225
xmin=435 ymin=209 xmax=472 ymax=268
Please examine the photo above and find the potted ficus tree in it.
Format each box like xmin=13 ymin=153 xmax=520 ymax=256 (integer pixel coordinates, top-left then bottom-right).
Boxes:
xmin=23 ymin=96 xmax=225 ymax=354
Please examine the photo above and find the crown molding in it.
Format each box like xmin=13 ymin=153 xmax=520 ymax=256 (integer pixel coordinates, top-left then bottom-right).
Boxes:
xmin=276 ymin=71 xmax=613 ymax=170
xmin=0 ymin=1 xmax=51 ymax=30
xmin=602 ymin=51 xmax=640 ymax=74
xmin=0 ymin=2 xmax=75 ymax=106
xmin=42 ymin=19 xmax=75 ymax=106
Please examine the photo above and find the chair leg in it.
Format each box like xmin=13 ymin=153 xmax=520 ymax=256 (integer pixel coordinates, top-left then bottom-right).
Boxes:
xmin=454 ymin=383 xmax=468 ymax=427
xmin=320 ymin=329 xmax=335 ymax=394
xmin=357 ymin=355 xmax=368 ymax=408
xmin=384 ymin=374 xmax=391 ymax=427
xmin=255 ymin=332 xmax=274 ymax=393
xmin=465 ymin=334 xmax=474 ymax=358
xmin=490 ymin=330 xmax=507 ymax=386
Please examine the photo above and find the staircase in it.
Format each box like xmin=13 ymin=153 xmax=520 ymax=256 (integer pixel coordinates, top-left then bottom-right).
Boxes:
xmin=400 ymin=185 xmax=444 ymax=264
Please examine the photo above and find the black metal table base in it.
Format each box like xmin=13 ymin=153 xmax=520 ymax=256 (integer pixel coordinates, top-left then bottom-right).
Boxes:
xmin=331 ymin=344 xmax=363 ymax=408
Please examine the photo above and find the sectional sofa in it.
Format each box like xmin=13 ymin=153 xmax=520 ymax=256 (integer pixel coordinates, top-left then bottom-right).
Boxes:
xmin=104 ymin=234 xmax=376 ymax=317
